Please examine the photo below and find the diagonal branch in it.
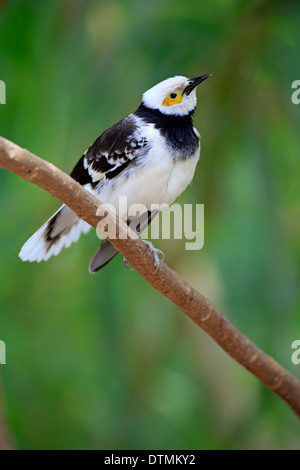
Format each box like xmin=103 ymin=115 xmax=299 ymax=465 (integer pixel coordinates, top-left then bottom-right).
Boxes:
xmin=1 ymin=136 xmax=300 ymax=418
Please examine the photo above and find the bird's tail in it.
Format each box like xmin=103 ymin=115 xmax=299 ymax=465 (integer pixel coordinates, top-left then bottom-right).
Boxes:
xmin=19 ymin=204 xmax=91 ymax=263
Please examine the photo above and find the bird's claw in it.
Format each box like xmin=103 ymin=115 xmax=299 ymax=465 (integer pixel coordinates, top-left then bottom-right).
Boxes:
xmin=123 ymin=241 xmax=164 ymax=273
xmin=143 ymin=240 xmax=164 ymax=273
xmin=123 ymin=257 xmax=134 ymax=271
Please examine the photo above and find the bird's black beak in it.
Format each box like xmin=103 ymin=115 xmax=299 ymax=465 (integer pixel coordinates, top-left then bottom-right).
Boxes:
xmin=184 ymin=74 xmax=212 ymax=95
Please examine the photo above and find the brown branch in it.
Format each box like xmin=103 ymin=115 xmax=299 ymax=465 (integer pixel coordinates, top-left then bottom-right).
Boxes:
xmin=1 ymin=136 xmax=300 ymax=419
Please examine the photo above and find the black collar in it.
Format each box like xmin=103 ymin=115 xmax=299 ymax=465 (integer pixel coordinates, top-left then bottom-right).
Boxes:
xmin=134 ymin=104 xmax=199 ymax=158
xmin=134 ymin=103 xmax=195 ymax=128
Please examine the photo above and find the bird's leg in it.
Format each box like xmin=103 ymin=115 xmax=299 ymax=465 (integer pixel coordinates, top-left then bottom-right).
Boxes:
xmin=142 ymin=240 xmax=164 ymax=273
xmin=123 ymin=241 xmax=164 ymax=273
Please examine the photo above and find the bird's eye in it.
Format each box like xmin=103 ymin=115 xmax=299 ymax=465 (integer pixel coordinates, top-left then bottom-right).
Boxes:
xmin=162 ymin=91 xmax=182 ymax=106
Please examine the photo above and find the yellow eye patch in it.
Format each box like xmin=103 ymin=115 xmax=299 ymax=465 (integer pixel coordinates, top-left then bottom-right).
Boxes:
xmin=162 ymin=91 xmax=182 ymax=106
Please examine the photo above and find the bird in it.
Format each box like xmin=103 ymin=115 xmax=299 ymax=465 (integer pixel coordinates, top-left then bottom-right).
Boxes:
xmin=19 ymin=74 xmax=211 ymax=272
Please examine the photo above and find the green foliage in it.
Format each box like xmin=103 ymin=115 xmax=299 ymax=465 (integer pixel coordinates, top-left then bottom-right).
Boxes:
xmin=0 ymin=0 xmax=300 ymax=449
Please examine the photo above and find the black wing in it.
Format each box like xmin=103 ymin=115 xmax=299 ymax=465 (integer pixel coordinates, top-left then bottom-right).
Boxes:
xmin=70 ymin=115 xmax=148 ymax=186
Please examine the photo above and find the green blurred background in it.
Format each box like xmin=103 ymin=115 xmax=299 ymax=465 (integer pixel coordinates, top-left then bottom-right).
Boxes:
xmin=0 ymin=0 xmax=300 ymax=450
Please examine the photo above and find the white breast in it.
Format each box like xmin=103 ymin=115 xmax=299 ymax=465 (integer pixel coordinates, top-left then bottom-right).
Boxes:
xmin=159 ymin=151 xmax=199 ymax=205
xmin=94 ymin=124 xmax=200 ymax=220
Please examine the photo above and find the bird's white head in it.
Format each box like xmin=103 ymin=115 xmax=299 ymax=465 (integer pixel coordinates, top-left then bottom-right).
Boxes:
xmin=142 ymin=74 xmax=211 ymax=116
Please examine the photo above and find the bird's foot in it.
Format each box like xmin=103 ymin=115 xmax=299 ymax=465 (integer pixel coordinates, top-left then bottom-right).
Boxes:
xmin=143 ymin=240 xmax=164 ymax=273
xmin=123 ymin=257 xmax=134 ymax=271
xmin=123 ymin=241 xmax=164 ymax=273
